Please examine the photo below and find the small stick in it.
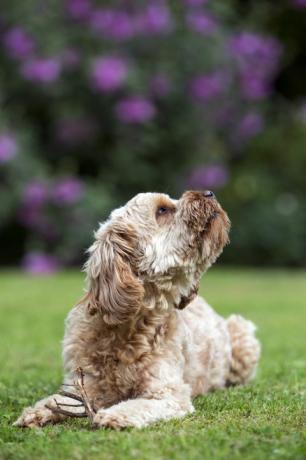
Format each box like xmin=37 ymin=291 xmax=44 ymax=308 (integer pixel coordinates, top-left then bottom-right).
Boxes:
xmin=54 ymin=402 xmax=84 ymax=407
xmin=75 ymin=367 xmax=96 ymax=421
xmin=58 ymin=389 xmax=84 ymax=403
xmin=45 ymin=403 xmax=87 ymax=418
xmin=46 ymin=367 xmax=96 ymax=422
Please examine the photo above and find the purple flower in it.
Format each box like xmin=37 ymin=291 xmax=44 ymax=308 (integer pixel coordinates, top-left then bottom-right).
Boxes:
xmin=187 ymin=165 xmax=229 ymax=189
xmin=230 ymin=32 xmax=281 ymax=100
xmin=0 ymin=134 xmax=18 ymax=163
xmin=66 ymin=0 xmax=92 ymax=20
xmin=19 ymin=182 xmax=49 ymax=230
xmin=23 ymin=182 xmax=48 ymax=207
xmin=231 ymin=32 xmax=274 ymax=57
xmin=115 ymin=96 xmax=156 ymax=123
xmin=150 ymin=72 xmax=171 ymax=97
xmin=189 ymin=72 xmax=228 ymax=101
xmin=291 ymin=0 xmax=306 ymax=7
xmin=52 ymin=178 xmax=84 ymax=204
xmin=186 ymin=11 xmax=217 ymax=35
xmin=89 ymin=8 xmax=112 ymax=34
xmin=230 ymin=32 xmax=282 ymax=77
xmin=21 ymin=58 xmax=61 ymax=83
xmin=240 ymin=72 xmax=270 ymax=100
xmin=22 ymin=251 xmax=59 ymax=275
xmin=3 ymin=27 xmax=35 ymax=60
xmin=91 ymin=56 xmax=128 ymax=92
xmin=56 ymin=118 xmax=97 ymax=145
xmin=236 ymin=112 xmax=264 ymax=140
xmin=136 ymin=3 xmax=173 ymax=35
xmin=90 ymin=9 xmax=135 ymax=40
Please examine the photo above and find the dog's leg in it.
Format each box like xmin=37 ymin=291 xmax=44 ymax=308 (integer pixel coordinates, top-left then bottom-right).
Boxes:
xmin=13 ymin=393 xmax=85 ymax=428
xmin=93 ymin=386 xmax=194 ymax=429
xmin=226 ymin=314 xmax=261 ymax=386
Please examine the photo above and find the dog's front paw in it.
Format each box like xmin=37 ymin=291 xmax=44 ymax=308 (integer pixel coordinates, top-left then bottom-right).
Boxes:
xmin=13 ymin=406 xmax=55 ymax=428
xmin=93 ymin=409 xmax=138 ymax=430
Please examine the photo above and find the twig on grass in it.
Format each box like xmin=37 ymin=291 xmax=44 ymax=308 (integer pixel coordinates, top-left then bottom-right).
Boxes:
xmin=45 ymin=367 xmax=96 ymax=422
xmin=58 ymin=390 xmax=83 ymax=402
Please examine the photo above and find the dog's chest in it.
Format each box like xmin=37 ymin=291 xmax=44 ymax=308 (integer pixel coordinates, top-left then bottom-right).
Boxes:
xmin=90 ymin=358 xmax=150 ymax=408
xmin=63 ymin=306 xmax=177 ymax=409
xmin=63 ymin=316 xmax=154 ymax=408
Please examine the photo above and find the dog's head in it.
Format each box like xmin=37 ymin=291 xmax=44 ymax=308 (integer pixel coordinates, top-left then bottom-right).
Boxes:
xmin=83 ymin=191 xmax=230 ymax=324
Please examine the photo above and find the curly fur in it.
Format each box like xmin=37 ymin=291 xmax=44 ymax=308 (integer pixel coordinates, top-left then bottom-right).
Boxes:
xmin=14 ymin=191 xmax=260 ymax=429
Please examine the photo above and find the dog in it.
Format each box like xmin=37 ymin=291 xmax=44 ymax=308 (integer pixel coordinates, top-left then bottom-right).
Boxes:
xmin=14 ymin=190 xmax=260 ymax=429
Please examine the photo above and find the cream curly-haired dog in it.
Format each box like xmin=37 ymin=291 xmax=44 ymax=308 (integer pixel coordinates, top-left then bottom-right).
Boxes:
xmin=15 ymin=190 xmax=260 ymax=429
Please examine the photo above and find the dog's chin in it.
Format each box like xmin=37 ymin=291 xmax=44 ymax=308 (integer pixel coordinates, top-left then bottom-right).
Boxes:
xmin=204 ymin=210 xmax=219 ymax=227
xmin=200 ymin=210 xmax=230 ymax=262
xmin=211 ymin=209 xmax=219 ymax=220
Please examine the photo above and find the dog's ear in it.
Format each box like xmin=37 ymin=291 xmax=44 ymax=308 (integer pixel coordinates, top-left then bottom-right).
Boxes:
xmin=83 ymin=222 xmax=144 ymax=325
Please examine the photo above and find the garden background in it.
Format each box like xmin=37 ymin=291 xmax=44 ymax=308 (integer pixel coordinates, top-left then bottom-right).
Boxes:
xmin=0 ymin=2 xmax=306 ymax=460
xmin=1 ymin=0 xmax=306 ymax=271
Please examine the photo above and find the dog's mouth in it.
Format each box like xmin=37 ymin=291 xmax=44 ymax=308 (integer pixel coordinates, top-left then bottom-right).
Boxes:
xmin=178 ymin=190 xmax=230 ymax=243
xmin=202 ymin=209 xmax=221 ymax=233
xmin=208 ymin=210 xmax=219 ymax=222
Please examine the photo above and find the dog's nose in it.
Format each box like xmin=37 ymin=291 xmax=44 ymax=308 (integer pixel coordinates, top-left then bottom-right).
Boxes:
xmin=202 ymin=190 xmax=214 ymax=198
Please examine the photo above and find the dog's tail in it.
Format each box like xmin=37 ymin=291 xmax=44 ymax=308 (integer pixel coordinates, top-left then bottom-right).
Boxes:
xmin=226 ymin=315 xmax=261 ymax=386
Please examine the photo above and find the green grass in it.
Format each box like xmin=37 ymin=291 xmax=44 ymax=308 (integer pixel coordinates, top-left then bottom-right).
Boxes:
xmin=0 ymin=269 xmax=305 ymax=460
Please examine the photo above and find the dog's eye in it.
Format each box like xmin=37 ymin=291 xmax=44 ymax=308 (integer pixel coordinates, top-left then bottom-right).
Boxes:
xmin=157 ymin=206 xmax=169 ymax=215
xmin=155 ymin=203 xmax=175 ymax=223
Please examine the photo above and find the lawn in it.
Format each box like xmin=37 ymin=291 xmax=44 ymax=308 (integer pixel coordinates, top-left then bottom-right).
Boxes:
xmin=0 ymin=269 xmax=305 ymax=460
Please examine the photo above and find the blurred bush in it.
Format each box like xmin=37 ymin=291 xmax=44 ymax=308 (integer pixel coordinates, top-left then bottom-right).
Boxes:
xmin=0 ymin=0 xmax=305 ymax=271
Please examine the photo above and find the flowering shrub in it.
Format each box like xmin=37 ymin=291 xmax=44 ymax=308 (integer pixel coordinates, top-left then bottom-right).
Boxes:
xmin=0 ymin=0 xmax=305 ymax=270
xmin=0 ymin=134 xmax=18 ymax=163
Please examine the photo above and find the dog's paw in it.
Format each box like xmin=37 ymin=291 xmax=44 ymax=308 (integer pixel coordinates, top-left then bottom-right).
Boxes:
xmin=93 ymin=409 xmax=137 ymax=430
xmin=13 ymin=406 xmax=54 ymax=428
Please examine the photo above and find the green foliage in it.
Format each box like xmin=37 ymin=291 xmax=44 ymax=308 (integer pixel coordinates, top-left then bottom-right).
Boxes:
xmin=220 ymin=119 xmax=306 ymax=266
xmin=0 ymin=1 xmax=306 ymax=267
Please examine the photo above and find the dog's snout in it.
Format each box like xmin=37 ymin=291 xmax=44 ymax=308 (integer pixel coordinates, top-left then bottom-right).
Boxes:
xmin=202 ymin=190 xmax=214 ymax=198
